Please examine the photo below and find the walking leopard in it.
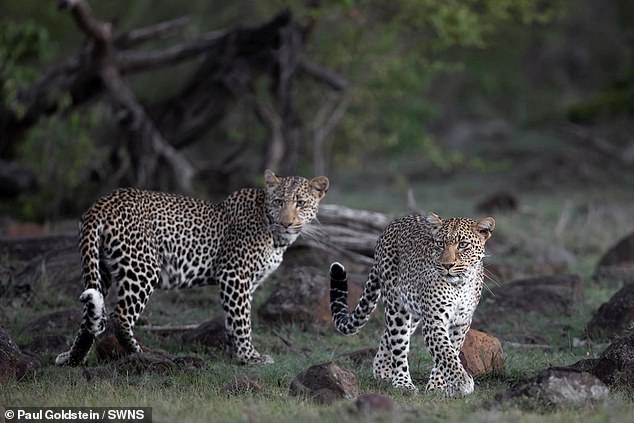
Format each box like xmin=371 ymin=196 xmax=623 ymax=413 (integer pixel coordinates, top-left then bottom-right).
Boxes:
xmin=55 ymin=170 xmax=329 ymax=366
xmin=329 ymin=213 xmax=495 ymax=397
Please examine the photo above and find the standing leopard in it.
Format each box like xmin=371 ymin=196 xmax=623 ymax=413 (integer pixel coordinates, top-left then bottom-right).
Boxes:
xmin=329 ymin=212 xmax=495 ymax=397
xmin=55 ymin=170 xmax=329 ymax=366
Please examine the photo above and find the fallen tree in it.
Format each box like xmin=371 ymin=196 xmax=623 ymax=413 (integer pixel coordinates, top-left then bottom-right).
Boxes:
xmin=0 ymin=0 xmax=347 ymax=196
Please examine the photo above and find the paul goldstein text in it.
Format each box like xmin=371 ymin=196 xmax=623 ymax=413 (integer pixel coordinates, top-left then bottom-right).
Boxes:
xmin=15 ymin=408 xmax=146 ymax=420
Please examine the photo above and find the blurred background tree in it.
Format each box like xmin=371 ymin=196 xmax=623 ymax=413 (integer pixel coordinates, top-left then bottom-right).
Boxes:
xmin=1 ymin=0 xmax=633 ymax=221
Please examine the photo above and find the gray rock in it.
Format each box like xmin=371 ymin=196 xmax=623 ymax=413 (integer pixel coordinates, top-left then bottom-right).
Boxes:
xmin=594 ymin=232 xmax=634 ymax=288
xmin=499 ymin=368 xmax=608 ymax=407
xmin=181 ymin=317 xmax=227 ymax=350
xmin=570 ymin=333 xmax=634 ymax=389
xmin=258 ymin=266 xmax=365 ymax=328
xmin=473 ymin=274 xmax=584 ymax=329
xmin=0 ymin=327 xmax=38 ymax=382
xmin=289 ymin=362 xmax=359 ymax=405
xmin=587 ymin=283 xmax=634 ymax=339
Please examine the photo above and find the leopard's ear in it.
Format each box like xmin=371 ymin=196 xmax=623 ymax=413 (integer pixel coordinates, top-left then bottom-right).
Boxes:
xmin=264 ymin=169 xmax=281 ymax=189
xmin=475 ymin=217 xmax=495 ymax=241
xmin=426 ymin=212 xmax=442 ymax=232
xmin=310 ymin=176 xmax=329 ymax=199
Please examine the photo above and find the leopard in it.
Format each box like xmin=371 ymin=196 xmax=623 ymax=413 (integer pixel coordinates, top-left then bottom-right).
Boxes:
xmin=329 ymin=212 xmax=495 ymax=397
xmin=55 ymin=170 xmax=329 ymax=366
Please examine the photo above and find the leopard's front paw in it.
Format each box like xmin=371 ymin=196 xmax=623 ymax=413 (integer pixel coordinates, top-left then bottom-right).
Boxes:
xmin=425 ymin=367 xmax=446 ymax=392
xmin=392 ymin=374 xmax=419 ymax=393
xmin=445 ymin=370 xmax=474 ymax=398
xmin=241 ymin=353 xmax=275 ymax=365
xmin=393 ymin=380 xmax=419 ymax=393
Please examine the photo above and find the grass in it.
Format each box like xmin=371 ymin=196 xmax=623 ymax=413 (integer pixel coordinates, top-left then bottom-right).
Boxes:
xmin=2 ymin=167 xmax=634 ymax=422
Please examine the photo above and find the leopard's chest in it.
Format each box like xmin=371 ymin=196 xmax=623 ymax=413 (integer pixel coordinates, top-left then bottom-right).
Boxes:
xmin=449 ymin=279 xmax=481 ymax=326
xmin=251 ymin=247 xmax=285 ymax=292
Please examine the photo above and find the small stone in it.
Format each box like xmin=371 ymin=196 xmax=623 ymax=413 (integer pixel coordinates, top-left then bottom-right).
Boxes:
xmin=181 ymin=317 xmax=227 ymax=350
xmin=0 ymin=327 xmax=38 ymax=383
xmin=289 ymin=362 xmax=359 ymax=405
xmin=354 ymin=393 xmax=395 ymax=413
xmin=459 ymin=329 xmax=505 ymax=377
xmin=172 ymin=355 xmax=206 ymax=369
xmin=114 ymin=352 xmax=176 ymax=375
xmin=95 ymin=335 xmax=126 ymax=362
xmin=82 ymin=367 xmax=113 ymax=382
xmin=222 ymin=377 xmax=262 ymax=395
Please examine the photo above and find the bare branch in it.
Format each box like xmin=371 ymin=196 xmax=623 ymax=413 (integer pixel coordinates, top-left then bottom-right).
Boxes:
xmin=114 ymin=16 xmax=191 ymax=48
xmin=298 ymin=59 xmax=348 ymax=91
xmin=117 ymin=30 xmax=228 ymax=72
xmin=58 ymin=0 xmax=111 ymax=48
xmin=100 ymin=65 xmax=195 ymax=193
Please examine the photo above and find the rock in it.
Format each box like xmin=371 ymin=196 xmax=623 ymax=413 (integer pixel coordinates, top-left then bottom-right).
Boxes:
xmin=181 ymin=317 xmax=227 ymax=350
xmin=0 ymin=327 xmax=23 ymax=383
xmin=172 ymin=355 xmax=206 ymax=369
xmin=498 ymin=368 xmax=609 ymax=407
xmin=459 ymin=329 xmax=505 ymax=377
xmin=95 ymin=335 xmax=127 ymax=362
xmin=0 ymin=327 xmax=38 ymax=383
xmin=597 ymin=232 xmax=634 ymax=268
xmin=595 ymin=232 xmax=634 ymax=288
xmin=354 ymin=393 xmax=395 ymax=413
xmin=289 ymin=362 xmax=360 ymax=405
xmin=114 ymin=352 xmax=177 ymax=375
xmin=82 ymin=367 xmax=113 ymax=382
xmin=473 ymin=274 xmax=584 ymax=328
xmin=476 ymin=191 xmax=518 ymax=213
xmin=222 ymin=377 xmax=262 ymax=395
xmin=586 ymin=283 xmax=634 ymax=339
xmin=258 ymin=266 xmax=364 ymax=327
xmin=569 ymin=333 xmax=634 ymax=389
xmin=24 ymin=334 xmax=69 ymax=355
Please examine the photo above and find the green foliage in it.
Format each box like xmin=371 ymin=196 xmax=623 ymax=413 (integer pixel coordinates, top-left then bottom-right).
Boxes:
xmin=16 ymin=108 xmax=105 ymax=221
xmin=300 ymin=0 xmax=564 ymax=166
xmin=0 ymin=20 xmax=52 ymax=115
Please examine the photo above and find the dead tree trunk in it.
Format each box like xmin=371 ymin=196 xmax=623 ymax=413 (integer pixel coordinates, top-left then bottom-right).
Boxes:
xmin=0 ymin=1 xmax=348 ymax=197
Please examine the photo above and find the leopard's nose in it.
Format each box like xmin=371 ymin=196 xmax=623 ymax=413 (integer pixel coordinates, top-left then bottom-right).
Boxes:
xmin=441 ymin=263 xmax=454 ymax=270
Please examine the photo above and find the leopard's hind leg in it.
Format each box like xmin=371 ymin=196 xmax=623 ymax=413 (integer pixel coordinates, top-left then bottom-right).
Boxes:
xmin=111 ymin=252 xmax=158 ymax=354
xmin=384 ymin=303 xmax=417 ymax=391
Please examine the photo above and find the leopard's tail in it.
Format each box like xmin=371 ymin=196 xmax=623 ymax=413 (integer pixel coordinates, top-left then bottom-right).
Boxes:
xmin=329 ymin=261 xmax=381 ymax=335
xmin=55 ymin=212 xmax=108 ymax=366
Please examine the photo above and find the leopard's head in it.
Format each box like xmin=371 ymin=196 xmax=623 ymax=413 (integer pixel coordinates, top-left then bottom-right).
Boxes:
xmin=264 ymin=169 xmax=329 ymax=238
xmin=426 ymin=213 xmax=495 ymax=284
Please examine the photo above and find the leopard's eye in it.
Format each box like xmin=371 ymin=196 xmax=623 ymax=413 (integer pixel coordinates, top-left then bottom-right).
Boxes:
xmin=297 ymin=199 xmax=306 ymax=208
xmin=272 ymin=199 xmax=284 ymax=207
xmin=458 ymin=241 xmax=470 ymax=249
